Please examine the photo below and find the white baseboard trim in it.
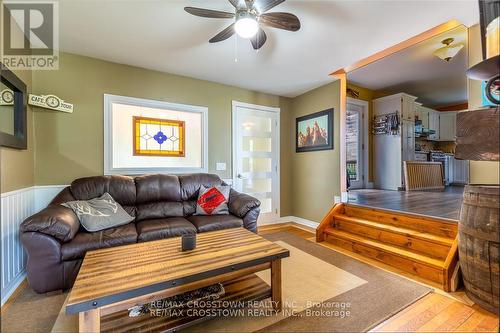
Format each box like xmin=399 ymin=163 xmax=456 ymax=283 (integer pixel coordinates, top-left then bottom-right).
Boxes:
xmin=260 ymin=215 xmax=319 ymax=229
xmin=1 ymin=273 xmax=26 ymax=306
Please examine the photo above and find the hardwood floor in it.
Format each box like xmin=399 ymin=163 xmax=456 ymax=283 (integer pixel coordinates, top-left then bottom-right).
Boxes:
xmin=260 ymin=223 xmax=499 ymax=333
xmin=347 ymin=186 xmax=464 ymax=220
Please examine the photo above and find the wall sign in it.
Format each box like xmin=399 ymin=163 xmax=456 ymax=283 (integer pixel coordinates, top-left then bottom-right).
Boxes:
xmin=0 ymin=89 xmax=14 ymax=106
xmin=28 ymin=94 xmax=73 ymax=113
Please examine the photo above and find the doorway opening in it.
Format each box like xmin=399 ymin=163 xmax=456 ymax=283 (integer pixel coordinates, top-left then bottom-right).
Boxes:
xmin=346 ymin=98 xmax=369 ymax=189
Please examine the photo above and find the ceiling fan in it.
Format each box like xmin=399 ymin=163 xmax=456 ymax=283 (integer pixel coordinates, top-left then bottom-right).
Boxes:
xmin=184 ymin=0 xmax=301 ymax=50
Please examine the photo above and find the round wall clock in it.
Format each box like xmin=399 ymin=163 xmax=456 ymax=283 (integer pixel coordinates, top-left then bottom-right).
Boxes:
xmin=1 ymin=89 xmax=14 ymax=104
xmin=45 ymin=95 xmax=60 ymax=108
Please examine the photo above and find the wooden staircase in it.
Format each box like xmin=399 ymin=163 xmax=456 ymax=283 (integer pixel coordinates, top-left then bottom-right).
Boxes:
xmin=316 ymin=204 xmax=459 ymax=291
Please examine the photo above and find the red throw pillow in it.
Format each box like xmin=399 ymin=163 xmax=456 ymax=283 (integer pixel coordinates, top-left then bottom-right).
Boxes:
xmin=195 ymin=185 xmax=230 ymax=215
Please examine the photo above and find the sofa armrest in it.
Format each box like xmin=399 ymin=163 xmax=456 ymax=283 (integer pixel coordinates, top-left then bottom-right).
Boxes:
xmin=21 ymin=232 xmax=65 ymax=293
xmin=20 ymin=205 xmax=80 ymax=242
xmin=228 ymin=189 xmax=261 ymax=218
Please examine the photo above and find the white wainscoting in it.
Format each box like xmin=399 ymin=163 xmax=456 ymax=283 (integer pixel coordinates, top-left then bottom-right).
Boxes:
xmin=1 ymin=187 xmax=34 ymax=305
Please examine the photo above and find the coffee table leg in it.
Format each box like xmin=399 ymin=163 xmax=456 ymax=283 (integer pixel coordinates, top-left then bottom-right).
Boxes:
xmin=271 ymin=259 xmax=282 ymax=312
xmin=79 ymin=308 xmax=100 ymax=332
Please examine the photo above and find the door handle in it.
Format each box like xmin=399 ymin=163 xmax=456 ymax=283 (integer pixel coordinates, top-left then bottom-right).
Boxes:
xmin=237 ymin=174 xmax=245 ymax=179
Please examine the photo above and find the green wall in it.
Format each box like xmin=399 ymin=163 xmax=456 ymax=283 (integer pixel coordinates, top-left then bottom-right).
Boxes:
xmin=4 ymin=48 xmax=341 ymax=221
xmin=0 ymin=18 xmax=35 ymax=193
xmin=32 ymin=52 xmax=282 ymax=183
xmin=289 ymin=81 xmax=341 ymax=222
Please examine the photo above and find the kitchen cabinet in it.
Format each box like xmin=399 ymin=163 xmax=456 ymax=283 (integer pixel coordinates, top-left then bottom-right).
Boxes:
xmin=401 ymin=94 xmax=416 ymax=121
xmin=415 ymin=104 xmax=430 ymax=129
xmin=428 ymin=111 xmax=440 ymax=141
xmin=438 ymin=112 xmax=457 ymax=141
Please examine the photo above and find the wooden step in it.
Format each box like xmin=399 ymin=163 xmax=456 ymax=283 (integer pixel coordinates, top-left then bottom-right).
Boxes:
xmin=342 ymin=205 xmax=458 ymax=238
xmin=333 ymin=214 xmax=453 ymax=259
xmin=324 ymin=228 xmax=446 ymax=285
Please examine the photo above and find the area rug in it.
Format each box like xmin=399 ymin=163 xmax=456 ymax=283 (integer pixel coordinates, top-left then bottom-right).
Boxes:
xmin=50 ymin=231 xmax=431 ymax=333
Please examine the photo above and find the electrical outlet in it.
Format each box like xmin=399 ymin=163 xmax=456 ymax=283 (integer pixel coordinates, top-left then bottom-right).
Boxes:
xmin=216 ymin=163 xmax=226 ymax=171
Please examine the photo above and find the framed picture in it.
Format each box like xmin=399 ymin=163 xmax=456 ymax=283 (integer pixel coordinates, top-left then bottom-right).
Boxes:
xmin=296 ymin=108 xmax=334 ymax=153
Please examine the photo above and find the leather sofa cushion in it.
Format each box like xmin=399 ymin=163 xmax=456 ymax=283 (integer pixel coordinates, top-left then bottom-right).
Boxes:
xmin=228 ymin=189 xmax=261 ymax=218
xmin=187 ymin=214 xmax=243 ymax=233
xmin=71 ymin=175 xmax=136 ymax=205
xmin=137 ymin=217 xmax=196 ymax=242
xmin=49 ymin=187 xmax=76 ymax=205
xmin=136 ymin=202 xmax=184 ymax=221
xmin=21 ymin=205 xmax=80 ymax=242
xmin=178 ymin=174 xmax=223 ymax=201
xmin=135 ymin=174 xmax=181 ymax=203
xmin=61 ymin=223 xmax=137 ymax=260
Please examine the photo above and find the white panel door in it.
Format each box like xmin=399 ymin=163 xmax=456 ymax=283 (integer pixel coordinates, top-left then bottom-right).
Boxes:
xmin=232 ymin=102 xmax=280 ymax=223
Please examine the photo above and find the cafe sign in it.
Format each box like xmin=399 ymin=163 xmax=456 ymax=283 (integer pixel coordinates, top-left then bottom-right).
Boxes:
xmin=28 ymin=94 xmax=73 ymax=113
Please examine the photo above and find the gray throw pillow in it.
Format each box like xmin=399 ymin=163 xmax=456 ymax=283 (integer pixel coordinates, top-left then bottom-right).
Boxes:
xmin=62 ymin=193 xmax=134 ymax=232
xmin=195 ymin=185 xmax=231 ymax=215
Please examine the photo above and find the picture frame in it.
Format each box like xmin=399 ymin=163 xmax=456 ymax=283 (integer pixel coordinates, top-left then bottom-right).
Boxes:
xmin=0 ymin=63 xmax=27 ymax=150
xmin=296 ymin=108 xmax=334 ymax=153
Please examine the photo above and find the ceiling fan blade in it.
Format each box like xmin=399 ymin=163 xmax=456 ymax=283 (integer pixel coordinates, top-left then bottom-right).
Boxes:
xmin=184 ymin=7 xmax=235 ymax=19
xmin=260 ymin=12 xmax=300 ymax=31
xmin=209 ymin=23 xmax=235 ymax=43
xmin=255 ymin=0 xmax=285 ymax=13
xmin=250 ymin=28 xmax=267 ymax=50
xmin=228 ymin=0 xmax=243 ymax=9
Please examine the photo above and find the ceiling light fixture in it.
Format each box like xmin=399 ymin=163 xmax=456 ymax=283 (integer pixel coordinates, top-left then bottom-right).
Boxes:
xmin=234 ymin=12 xmax=259 ymax=39
xmin=433 ymin=38 xmax=464 ymax=62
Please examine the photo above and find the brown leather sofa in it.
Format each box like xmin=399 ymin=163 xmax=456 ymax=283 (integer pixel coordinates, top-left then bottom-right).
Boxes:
xmin=20 ymin=173 xmax=260 ymax=293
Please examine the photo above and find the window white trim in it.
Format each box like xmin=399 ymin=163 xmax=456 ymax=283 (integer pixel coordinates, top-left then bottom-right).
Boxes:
xmin=104 ymin=94 xmax=208 ymax=175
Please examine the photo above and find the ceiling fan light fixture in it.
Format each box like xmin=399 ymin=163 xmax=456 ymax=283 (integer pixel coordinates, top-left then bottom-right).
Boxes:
xmin=433 ymin=38 xmax=464 ymax=62
xmin=235 ymin=12 xmax=259 ymax=39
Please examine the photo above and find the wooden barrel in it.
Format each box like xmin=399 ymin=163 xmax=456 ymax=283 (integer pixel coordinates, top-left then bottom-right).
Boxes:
xmin=459 ymin=185 xmax=500 ymax=314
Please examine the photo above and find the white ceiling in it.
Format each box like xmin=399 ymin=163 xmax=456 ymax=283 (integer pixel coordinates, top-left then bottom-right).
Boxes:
xmin=348 ymin=25 xmax=469 ymax=107
xmin=55 ymin=0 xmax=479 ymax=98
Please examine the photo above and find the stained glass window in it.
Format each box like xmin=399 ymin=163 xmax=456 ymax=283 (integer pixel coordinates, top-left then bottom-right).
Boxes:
xmin=133 ymin=116 xmax=185 ymax=157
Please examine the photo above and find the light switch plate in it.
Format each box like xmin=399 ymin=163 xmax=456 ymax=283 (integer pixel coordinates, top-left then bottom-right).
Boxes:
xmin=216 ymin=163 xmax=226 ymax=171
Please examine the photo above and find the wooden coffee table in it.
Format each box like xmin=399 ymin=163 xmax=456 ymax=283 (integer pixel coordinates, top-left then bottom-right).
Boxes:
xmin=66 ymin=228 xmax=290 ymax=333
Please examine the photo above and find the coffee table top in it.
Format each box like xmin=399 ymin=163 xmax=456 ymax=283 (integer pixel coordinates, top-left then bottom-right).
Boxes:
xmin=66 ymin=228 xmax=289 ymax=314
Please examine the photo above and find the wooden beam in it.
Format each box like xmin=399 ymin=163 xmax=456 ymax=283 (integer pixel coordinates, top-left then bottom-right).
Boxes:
xmin=434 ymin=102 xmax=468 ymax=112
xmin=333 ymin=71 xmax=347 ymax=194
xmin=329 ymin=20 xmax=463 ymax=75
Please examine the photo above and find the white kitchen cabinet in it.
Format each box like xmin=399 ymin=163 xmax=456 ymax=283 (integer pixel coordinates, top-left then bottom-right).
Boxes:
xmin=401 ymin=94 xmax=416 ymax=121
xmin=428 ymin=111 xmax=440 ymax=141
xmin=438 ymin=112 xmax=457 ymax=141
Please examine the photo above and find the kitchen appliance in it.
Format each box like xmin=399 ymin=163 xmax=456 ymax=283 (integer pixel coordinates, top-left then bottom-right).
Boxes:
xmin=430 ymin=150 xmax=450 ymax=185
